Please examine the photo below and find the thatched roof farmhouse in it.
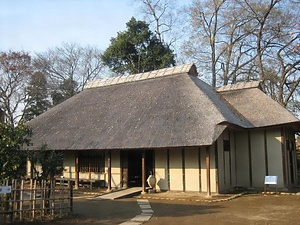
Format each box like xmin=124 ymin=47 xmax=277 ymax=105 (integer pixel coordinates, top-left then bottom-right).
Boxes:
xmin=27 ymin=63 xmax=300 ymax=194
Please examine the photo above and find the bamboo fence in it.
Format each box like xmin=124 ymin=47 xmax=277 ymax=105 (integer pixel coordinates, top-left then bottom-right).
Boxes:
xmin=0 ymin=179 xmax=73 ymax=223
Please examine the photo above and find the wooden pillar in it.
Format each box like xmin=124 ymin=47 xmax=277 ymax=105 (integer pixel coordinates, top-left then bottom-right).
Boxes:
xmin=215 ymin=141 xmax=219 ymax=194
xmin=248 ymin=131 xmax=253 ymax=187
xmin=75 ymin=152 xmax=79 ymax=189
xmin=281 ymin=128 xmax=287 ymax=187
xmin=206 ymin=147 xmax=211 ymax=196
xmin=198 ymin=147 xmax=202 ymax=192
xmin=182 ymin=148 xmax=186 ymax=192
xmin=167 ymin=149 xmax=170 ymax=191
xmin=107 ymin=150 xmax=111 ymax=191
xmin=75 ymin=152 xmax=79 ymax=190
xmin=264 ymin=130 xmax=269 ymax=176
xmin=142 ymin=150 xmax=146 ymax=194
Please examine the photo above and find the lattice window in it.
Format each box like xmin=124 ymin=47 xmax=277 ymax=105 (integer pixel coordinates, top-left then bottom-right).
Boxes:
xmin=78 ymin=151 xmax=105 ymax=173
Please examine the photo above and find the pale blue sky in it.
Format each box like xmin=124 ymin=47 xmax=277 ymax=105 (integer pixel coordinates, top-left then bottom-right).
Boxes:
xmin=0 ymin=0 xmax=138 ymax=53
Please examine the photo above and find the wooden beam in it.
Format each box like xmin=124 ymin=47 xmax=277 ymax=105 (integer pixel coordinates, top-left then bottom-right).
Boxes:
xmin=75 ymin=152 xmax=79 ymax=190
xmin=198 ymin=147 xmax=202 ymax=192
xmin=264 ymin=130 xmax=269 ymax=176
xmin=228 ymin=131 xmax=232 ymax=187
xmin=248 ymin=131 xmax=252 ymax=187
xmin=281 ymin=128 xmax=287 ymax=187
xmin=234 ymin=131 xmax=238 ymax=187
xmin=167 ymin=149 xmax=170 ymax=191
xmin=182 ymin=148 xmax=186 ymax=192
xmin=215 ymin=141 xmax=219 ymax=194
xmin=107 ymin=150 xmax=111 ymax=191
xmin=206 ymin=147 xmax=211 ymax=196
xmin=142 ymin=150 xmax=146 ymax=194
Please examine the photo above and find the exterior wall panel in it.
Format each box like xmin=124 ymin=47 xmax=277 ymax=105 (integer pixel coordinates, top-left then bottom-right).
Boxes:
xmin=230 ymin=130 xmax=237 ymax=188
xmin=169 ymin=149 xmax=183 ymax=191
xmin=111 ymin=150 xmax=121 ymax=188
xmin=185 ymin=147 xmax=199 ymax=192
xmin=63 ymin=151 xmax=76 ymax=179
xmin=250 ymin=130 xmax=265 ymax=187
xmin=267 ymin=129 xmax=284 ymax=187
xmin=236 ymin=132 xmax=250 ymax=187
xmin=155 ymin=149 xmax=168 ymax=191
xmin=200 ymin=147 xmax=207 ymax=192
xmin=217 ymin=137 xmax=224 ymax=192
xmin=209 ymin=145 xmax=217 ymax=193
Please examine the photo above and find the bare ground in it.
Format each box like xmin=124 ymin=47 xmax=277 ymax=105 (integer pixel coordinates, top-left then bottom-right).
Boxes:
xmin=10 ymin=191 xmax=300 ymax=225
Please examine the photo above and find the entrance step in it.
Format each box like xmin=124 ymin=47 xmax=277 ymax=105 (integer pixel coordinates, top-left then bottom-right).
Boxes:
xmin=97 ymin=187 xmax=142 ymax=200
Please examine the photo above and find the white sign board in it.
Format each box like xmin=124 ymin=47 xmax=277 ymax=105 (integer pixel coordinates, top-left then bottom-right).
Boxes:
xmin=264 ymin=176 xmax=278 ymax=185
xmin=0 ymin=186 xmax=12 ymax=194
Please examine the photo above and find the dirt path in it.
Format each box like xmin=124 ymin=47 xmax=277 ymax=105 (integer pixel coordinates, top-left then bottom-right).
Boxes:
xmin=14 ymin=193 xmax=300 ymax=225
xmin=147 ymin=194 xmax=300 ymax=225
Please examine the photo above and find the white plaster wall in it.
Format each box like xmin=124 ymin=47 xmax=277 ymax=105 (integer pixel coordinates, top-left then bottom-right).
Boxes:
xmin=185 ymin=147 xmax=199 ymax=192
xmin=217 ymin=137 xmax=224 ymax=192
xmin=267 ymin=129 xmax=284 ymax=187
xmin=235 ymin=131 xmax=250 ymax=187
xmin=63 ymin=151 xmax=75 ymax=179
xmin=230 ymin=130 xmax=237 ymax=188
xmin=200 ymin=147 xmax=207 ymax=192
xmin=155 ymin=149 xmax=168 ymax=191
xmin=111 ymin=150 xmax=121 ymax=189
xmin=222 ymin=130 xmax=231 ymax=190
xmin=250 ymin=130 xmax=265 ymax=188
xmin=209 ymin=145 xmax=217 ymax=193
xmin=216 ymin=129 xmax=235 ymax=193
xmin=169 ymin=149 xmax=183 ymax=191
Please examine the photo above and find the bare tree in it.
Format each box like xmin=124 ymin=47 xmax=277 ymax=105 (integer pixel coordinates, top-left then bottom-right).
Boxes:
xmin=182 ymin=0 xmax=228 ymax=87
xmin=34 ymin=43 xmax=104 ymax=105
xmin=0 ymin=51 xmax=33 ymax=125
xmin=135 ymin=0 xmax=182 ymax=47
xmin=183 ymin=0 xmax=300 ymax=114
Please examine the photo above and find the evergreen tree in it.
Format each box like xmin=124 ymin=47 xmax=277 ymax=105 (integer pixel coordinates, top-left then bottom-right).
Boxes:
xmin=101 ymin=17 xmax=175 ymax=75
xmin=23 ymin=72 xmax=51 ymax=121
xmin=0 ymin=122 xmax=32 ymax=180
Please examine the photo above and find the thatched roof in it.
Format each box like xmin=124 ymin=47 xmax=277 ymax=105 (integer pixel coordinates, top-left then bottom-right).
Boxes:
xmin=217 ymin=82 xmax=299 ymax=128
xmin=27 ymin=64 xmax=300 ymax=150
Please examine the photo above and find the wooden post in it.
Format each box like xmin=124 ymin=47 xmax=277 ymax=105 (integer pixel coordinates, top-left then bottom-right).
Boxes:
xmin=198 ymin=147 xmax=202 ymax=192
xmin=59 ymin=181 xmax=63 ymax=216
xmin=32 ymin=179 xmax=36 ymax=219
xmin=75 ymin=152 xmax=79 ymax=189
xmin=142 ymin=150 xmax=146 ymax=194
xmin=107 ymin=150 xmax=112 ymax=191
xmin=167 ymin=149 xmax=170 ymax=191
xmin=50 ymin=180 xmax=55 ymax=217
xmin=13 ymin=180 xmax=17 ymax=222
xmin=20 ymin=180 xmax=24 ymax=221
xmin=206 ymin=147 xmax=211 ymax=196
xmin=68 ymin=180 xmax=73 ymax=213
xmin=182 ymin=148 xmax=186 ymax=192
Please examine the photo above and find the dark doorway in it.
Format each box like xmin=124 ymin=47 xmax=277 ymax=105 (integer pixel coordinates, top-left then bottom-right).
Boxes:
xmin=289 ymin=150 xmax=294 ymax=184
xmin=126 ymin=150 xmax=154 ymax=187
xmin=128 ymin=151 xmax=142 ymax=187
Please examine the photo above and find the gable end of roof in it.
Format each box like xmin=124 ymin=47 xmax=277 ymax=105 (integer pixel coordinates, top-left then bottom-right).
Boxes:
xmin=85 ymin=63 xmax=197 ymax=89
xmin=216 ymin=80 xmax=262 ymax=93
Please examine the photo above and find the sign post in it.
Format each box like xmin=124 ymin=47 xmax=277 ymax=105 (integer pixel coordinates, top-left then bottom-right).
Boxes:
xmin=264 ymin=176 xmax=278 ymax=195
xmin=0 ymin=186 xmax=12 ymax=194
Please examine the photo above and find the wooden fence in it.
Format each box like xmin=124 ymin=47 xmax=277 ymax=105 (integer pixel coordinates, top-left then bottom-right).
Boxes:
xmin=0 ymin=179 xmax=73 ymax=223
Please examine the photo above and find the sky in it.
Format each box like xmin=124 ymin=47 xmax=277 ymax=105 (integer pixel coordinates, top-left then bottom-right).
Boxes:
xmin=0 ymin=0 xmax=140 ymax=54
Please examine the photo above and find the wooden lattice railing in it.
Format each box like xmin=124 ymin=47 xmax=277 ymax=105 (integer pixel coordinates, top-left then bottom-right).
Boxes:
xmin=0 ymin=179 xmax=73 ymax=223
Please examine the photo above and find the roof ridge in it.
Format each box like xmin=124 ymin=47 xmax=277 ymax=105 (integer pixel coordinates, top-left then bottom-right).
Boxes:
xmin=216 ymin=80 xmax=262 ymax=93
xmin=85 ymin=63 xmax=196 ymax=89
